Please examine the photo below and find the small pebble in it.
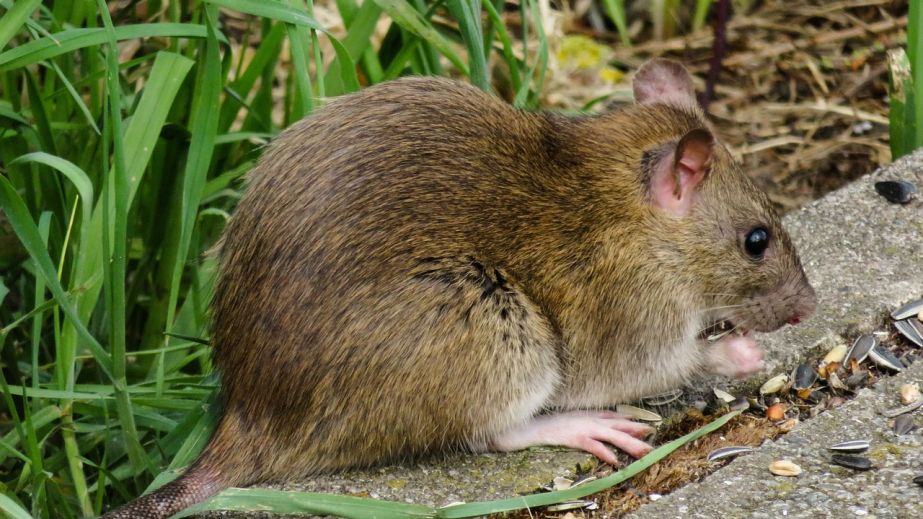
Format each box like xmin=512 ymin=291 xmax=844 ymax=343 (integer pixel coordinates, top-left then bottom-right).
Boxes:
xmin=900 ymin=383 xmax=921 ymax=405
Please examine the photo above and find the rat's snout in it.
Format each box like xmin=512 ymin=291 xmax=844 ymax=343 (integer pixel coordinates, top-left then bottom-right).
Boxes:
xmin=781 ymin=270 xmax=817 ymax=328
xmin=740 ymin=269 xmax=817 ymax=333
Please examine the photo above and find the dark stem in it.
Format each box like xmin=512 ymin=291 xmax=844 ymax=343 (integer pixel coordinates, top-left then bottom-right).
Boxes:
xmin=701 ymin=0 xmax=731 ymax=111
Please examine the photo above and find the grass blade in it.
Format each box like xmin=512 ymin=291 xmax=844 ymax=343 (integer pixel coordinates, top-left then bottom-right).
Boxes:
xmin=601 ymin=0 xmax=631 ymax=46
xmin=158 ymin=4 xmax=222 ymax=394
xmin=175 ymin=489 xmax=437 ymax=519
xmin=205 ymin=0 xmax=359 ymax=95
xmin=372 ymin=0 xmax=468 ymax=75
xmin=0 ymin=0 xmax=41 ymax=50
xmin=446 ymin=0 xmax=489 ymax=90
xmin=907 ymin=0 xmax=921 ymax=151
xmin=0 ymin=174 xmax=113 ymax=379
xmin=97 ymin=0 xmax=150 ymax=477
xmin=0 ymin=493 xmax=33 ymax=519
xmin=0 ymin=24 xmax=209 ymax=72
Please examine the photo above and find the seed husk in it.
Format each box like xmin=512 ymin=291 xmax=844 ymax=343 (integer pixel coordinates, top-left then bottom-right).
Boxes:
xmin=828 ymin=371 xmax=849 ymax=391
xmin=874 ymin=180 xmax=917 ymax=204
xmin=831 ymin=454 xmax=873 ymax=471
xmin=894 ymin=319 xmax=923 ymax=348
xmin=616 ymin=404 xmax=662 ymax=422
xmin=707 ymin=446 xmax=753 ymax=462
xmin=892 ymin=298 xmax=923 ymax=320
xmin=846 ymin=335 xmax=877 ymax=364
xmin=914 ymin=475 xmax=923 ymax=487
xmin=552 ymin=476 xmax=573 ymax=490
xmin=769 ymin=460 xmax=802 ymax=476
xmin=846 ymin=370 xmax=869 ymax=388
xmin=893 ymin=414 xmax=916 ymax=435
xmin=823 ymin=344 xmax=848 ymax=365
xmin=828 ymin=439 xmax=870 ymax=452
xmin=642 ymin=389 xmax=683 ymax=406
xmin=900 ymin=383 xmax=921 ymax=405
xmin=778 ymin=418 xmax=799 ymax=432
xmin=713 ymin=388 xmax=736 ymax=403
xmin=760 ymin=373 xmax=789 ymax=395
xmin=792 ymin=363 xmax=817 ymax=390
xmin=869 ymin=346 xmax=904 ymax=372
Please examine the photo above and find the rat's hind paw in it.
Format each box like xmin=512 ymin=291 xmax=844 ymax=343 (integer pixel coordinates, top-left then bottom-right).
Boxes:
xmin=489 ymin=411 xmax=654 ymax=464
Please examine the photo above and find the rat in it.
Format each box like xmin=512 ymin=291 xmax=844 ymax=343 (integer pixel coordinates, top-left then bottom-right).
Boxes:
xmin=103 ymin=58 xmax=815 ymax=518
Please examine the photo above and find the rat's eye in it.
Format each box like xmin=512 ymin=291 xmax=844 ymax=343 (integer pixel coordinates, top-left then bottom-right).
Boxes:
xmin=744 ymin=227 xmax=770 ymax=259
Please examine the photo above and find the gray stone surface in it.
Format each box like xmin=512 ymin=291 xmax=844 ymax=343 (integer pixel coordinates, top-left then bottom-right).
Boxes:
xmin=630 ymin=362 xmax=923 ymax=519
xmin=219 ymin=150 xmax=923 ymax=516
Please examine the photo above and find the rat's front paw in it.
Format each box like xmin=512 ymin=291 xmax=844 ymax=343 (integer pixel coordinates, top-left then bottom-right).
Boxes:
xmin=708 ymin=334 xmax=764 ymax=379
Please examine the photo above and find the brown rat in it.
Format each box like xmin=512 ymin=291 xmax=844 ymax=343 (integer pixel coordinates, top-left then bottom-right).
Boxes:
xmin=104 ymin=58 xmax=815 ymax=518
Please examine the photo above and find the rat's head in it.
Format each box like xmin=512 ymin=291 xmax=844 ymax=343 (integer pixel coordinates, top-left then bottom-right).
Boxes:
xmin=631 ymin=58 xmax=816 ymax=334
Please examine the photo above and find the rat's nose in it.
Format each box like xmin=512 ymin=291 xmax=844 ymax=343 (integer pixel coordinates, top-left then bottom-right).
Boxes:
xmin=788 ymin=317 xmax=801 ymax=326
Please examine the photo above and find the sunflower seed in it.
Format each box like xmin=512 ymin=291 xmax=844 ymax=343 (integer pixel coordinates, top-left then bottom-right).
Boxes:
xmin=882 ymin=397 xmax=923 ymax=418
xmin=893 ymin=414 xmax=916 ymax=435
xmin=760 ymin=374 xmax=790 ymax=395
xmin=892 ymin=298 xmax=923 ymax=320
xmin=571 ymin=475 xmax=597 ymax=488
xmin=714 ymin=388 xmax=736 ymax=403
xmin=730 ymin=397 xmax=750 ymax=411
xmin=547 ymin=500 xmax=597 ymax=512
xmin=792 ymin=363 xmax=817 ymax=390
xmin=846 ymin=335 xmax=877 ymax=364
xmin=874 ymin=180 xmax=917 ymax=204
xmin=831 ymin=454 xmax=873 ymax=471
xmin=707 ymin=446 xmax=753 ymax=462
xmin=828 ymin=440 xmax=870 ymax=452
xmin=869 ymin=346 xmax=904 ymax=372
xmin=616 ymin=404 xmax=662 ymax=422
xmin=642 ymin=389 xmax=683 ymax=406
xmin=769 ymin=460 xmax=802 ymax=476
xmin=894 ymin=319 xmax=923 ymax=348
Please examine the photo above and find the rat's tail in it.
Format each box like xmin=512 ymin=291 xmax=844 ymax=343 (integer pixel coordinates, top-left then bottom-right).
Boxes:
xmin=100 ymin=458 xmax=227 ymax=519
xmin=100 ymin=418 xmax=251 ymax=519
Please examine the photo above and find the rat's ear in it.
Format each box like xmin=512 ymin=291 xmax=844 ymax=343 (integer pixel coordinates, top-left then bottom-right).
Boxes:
xmin=649 ymin=128 xmax=714 ymax=217
xmin=632 ymin=58 xmax=697 ymax=107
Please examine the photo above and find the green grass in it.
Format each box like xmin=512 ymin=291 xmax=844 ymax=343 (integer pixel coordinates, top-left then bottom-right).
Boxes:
xmin=0 ymin=1 xmax=736 ymax=517
xmin=888 ymin=0 xmax=921 ymax=160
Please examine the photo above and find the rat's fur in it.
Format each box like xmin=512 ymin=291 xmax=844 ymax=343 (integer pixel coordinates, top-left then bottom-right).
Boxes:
xmin=104 ymin=60 xmax=814 ymax=518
